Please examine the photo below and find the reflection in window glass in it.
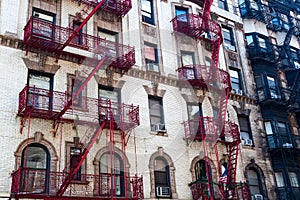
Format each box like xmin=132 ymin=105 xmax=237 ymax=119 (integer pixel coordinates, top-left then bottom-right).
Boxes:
xmin=289 ymin=172 xmax=299 ymax=187
xmin=275 ymin=172 xmax=285 ymax=187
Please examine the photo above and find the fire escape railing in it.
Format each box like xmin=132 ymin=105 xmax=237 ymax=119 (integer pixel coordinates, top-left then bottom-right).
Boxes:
xmin=23 ymin=17 xmax=135 ymax=70
xmin=11 ymin=168 xmax=143 ymax=199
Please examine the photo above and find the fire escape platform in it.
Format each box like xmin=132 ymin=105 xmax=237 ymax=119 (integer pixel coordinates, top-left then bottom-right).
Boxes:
xmin=17 ymin=85 xmax=140 ymax=131
xmin=171 ymin=14 xmax=222 ymax=42
xmin=74 ymin=0 xmax=132 ymax=17
xmin=11 ymin=168 xmax=143 ymax=200
xmin=23 ymin=17 xmax=135 ymax=72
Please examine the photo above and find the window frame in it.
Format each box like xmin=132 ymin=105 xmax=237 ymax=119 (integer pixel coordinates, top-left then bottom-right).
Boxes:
xmin=67 ymin=74 xmax=87 ymax=109
xmin=222 ymin=26 xmax=236 ymax=51
xmin=99 ymin=152 xmax=125 ymax=197
xmin=27 ymin=70 xmax=54 ymax=111
xmin=148 ymin=95 xmax=165 ymax=132
xmin=154 ymin=156 xmax=171 ymax=198
xmin=229 ymin=67 xmax=243 ymax=93
xmin=238 ymin=115 xmax=253 ymax=146
xmin=141 ymin=0 xmax=155 ymax=25
xmin=144 ymin=42 xmax=159 ymax=73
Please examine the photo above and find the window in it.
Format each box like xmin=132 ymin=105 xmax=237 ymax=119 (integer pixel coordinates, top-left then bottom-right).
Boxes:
xmin=32 ymin=8 xmax=56 ymax=39
xmin=145 ymin=43 xmax=159 ymax=72
xmin=28 ymin=71 xmax=53 ymax=110
xmin=21 ymin=143 xmax=50 ymax=193
xmin=99 ymin=85 xmax=120 ymax=121
xmin=181 ymin=52 xmax=195 ymax=80
xmin=149 ymin=96 xmax=165 ymax=132
xmin=194 ymin=160 xmax=207 ymax=181
xmin=154 ymin=157 xmax=171 ymax=198
xmin=246 ymin=35 xmax=254 ymax=46
xmin=222 ymin=27 xmax=235 ymax=51
xmin=187 ymin=103 xmax=202 ymax=120
xmin=264 ymin=121 xmax=275 ymax=148
xmin=72 ymin=20 xmax=83 ymax=45
xmin=175 ymin=6 xmax=189 ymax=23
xmin=238 ymin=115 xmax=253 ymax=146
xmin=70 ymin=147 xmax=82 ymax=180
xmin=247 ymin=169 xmax=261 ymax=195
xmin=98 ymin=29 xmax=117 ymax=42
xmin=229 ymin=68 xmax=243 ymax=94
xmin=67 ymin=74 xmax=87 ymax=108
xmin=141 ymin=0 xmax=154 ymax=25
xmin=258 ymin=36 xmax=267 ymax=49
xmin=264 ymin=121 xmax=291 ymax=148
xmin=275 ymin=172 xmax=285 ymax=187
xmin=218 ymin=0 xmax=228 ymax=10
xmin=289 ymin=172 xmax=299 ymax=187
xmin=100 ymin=152 xmax=124 ymax=196
xmin=267 ymin=76 xmax=280 ymax=99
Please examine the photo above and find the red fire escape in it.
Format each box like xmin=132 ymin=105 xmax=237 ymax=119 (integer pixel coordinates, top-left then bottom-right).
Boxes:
xmin=172 ymin=0 xmax=251 ymax=199
xmin=12 ymin=0 xmax=144 ymax=199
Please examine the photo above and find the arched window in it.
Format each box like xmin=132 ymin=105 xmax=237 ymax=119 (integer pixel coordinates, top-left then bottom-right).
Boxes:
xmin=21 ymin=143 xmax=50 ymax=193
xmin=154 ymin=157 xmax=171 ymax=197
xmin=99 ymin=152 xmax=124 ymax=197
xmin=247 ymin=168 xmax=261 ymax=195
xmin=195 ymin=160 xmax=207 ymax=181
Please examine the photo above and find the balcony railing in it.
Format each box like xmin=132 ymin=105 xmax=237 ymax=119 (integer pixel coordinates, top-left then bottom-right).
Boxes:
xmin=18 ymin=85 xmax=140 ymax=130
xmin=246 ymin=43 xmax=276 ymax=62
xmin=171 ymin=14 xmax=222 ymax=42
xmin=23 ymin=17 xmax=135 ymax=72
xmin=11 ymin=168 xmax=144 ymax=199
xmin=74 ymin=0 xmax=132 ymax=17
xmin=18 ymin=85 xmax=66 ymax=120
xmin=177 ymin=66 xmax=231 ymax=91
xmin=267 ymin=134 xmax=294 ymax=150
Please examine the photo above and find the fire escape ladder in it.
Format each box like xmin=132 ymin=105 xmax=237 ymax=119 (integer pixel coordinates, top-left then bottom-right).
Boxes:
xmin=58 ymin=0 xmax=107 ymax=54
xmin=277 ymin=26 xmax=295 ymax=69
xmin=57 ymin=121 xmax=106 ymax=197
xmin=54 ymin=57 xmax=106 ymax=120
xmin=211 ymin=38 xmax=221 ymax=69
xmin=201 ymin=0 xmax=213 ymax=31
xmin=227 ymin=143 xmax=239 ymax=197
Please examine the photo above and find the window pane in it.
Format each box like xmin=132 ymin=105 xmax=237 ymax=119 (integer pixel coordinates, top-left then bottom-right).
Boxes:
xmin=275 ymin=172 xmax=285 ymax=187
xmin=145 ymin=45 xmax=156 ymax=61
xmin=175 ymin=7 xmax=188 ymax=22
xmin=187 ymin=104 xmax=201 ymax=120
xmin=181 ymin=53 xmax=194 ymax=66
xmin=29 ymin=74 xmax=51 ymax=90
xmin=99 ymin=88 xmax=119 ymax=102
xmin=141 ymin=0 xmax=151 ymax=13
xmin=258 ymin=37 xmax=266 ymax=49
xmin=24 ymin=146 xmax=47 ymax=169
xmin=264 ymin=122 xmax=273 ymax=135
xmin=98 ymin=30 xmax=117 ymax=42
xmin=289 ymin=172 xmax=299 ymax=187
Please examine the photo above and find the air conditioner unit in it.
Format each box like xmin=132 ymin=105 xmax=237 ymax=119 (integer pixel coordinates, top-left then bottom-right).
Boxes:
xmin=156 ymin=186 xmax=171 ymax=198
xmin=253 ymin=194 xmax=263 ymax=200
xmin=242 ymin=139 xmax=253 ymax=146
xmin=154 ymin=123 xmax=167 ymax=132
xmin=146 ymin=63 xmax=159 ymax=72
xmin=224 ymin=44 xmax=236 ymax=51
xmin=282 ymin=143 xmax=293 ymax=148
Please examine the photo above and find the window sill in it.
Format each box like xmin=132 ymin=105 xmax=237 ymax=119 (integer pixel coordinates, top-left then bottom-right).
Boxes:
xmin=150 ymin=131 xmax=168 ymax=137
xmin=142 ymin=22 xmax=156 ymax=28
xmin=70 ymin=179 xmax=89 ymax=185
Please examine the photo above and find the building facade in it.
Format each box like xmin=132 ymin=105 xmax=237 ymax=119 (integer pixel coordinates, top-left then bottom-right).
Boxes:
xmin=0 ymin=0 xmax=298 ymax=199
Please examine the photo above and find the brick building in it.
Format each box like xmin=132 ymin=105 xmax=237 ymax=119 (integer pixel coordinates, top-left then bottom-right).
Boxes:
xmin=0 ymin=0 xmax=298 ymax=199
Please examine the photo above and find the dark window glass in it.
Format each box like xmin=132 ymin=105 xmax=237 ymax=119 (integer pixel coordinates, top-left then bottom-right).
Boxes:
xmin=218 ymin=0 xmax=228 ymax=10
xmin=141 ymin=0 xmax=155 ymax=25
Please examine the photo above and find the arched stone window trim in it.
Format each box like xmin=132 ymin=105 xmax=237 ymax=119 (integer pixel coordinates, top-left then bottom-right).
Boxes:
xmin=14 ymin=132 xmax=58 ymax=171
xmin=190 ymin=156 xmax=218 ymax=182
xmin=149 ymin=147 xmax=178 ymax=198
xmin=245 ymin=162 xmax=268 ymax=199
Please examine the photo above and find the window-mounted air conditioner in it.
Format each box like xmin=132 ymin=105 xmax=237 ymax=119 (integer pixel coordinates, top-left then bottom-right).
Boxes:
xmin=253 ymin=194 xmax=263 ymax=200
xmin=146 ymin=63 xmax=159 ymax=72
xmin=156 ymin=186 xmax=171 ymax=198
xmin=154 ymin=123 xmax=167 ymax=132
xmin=242 ymin=139 xmax=253 ymax=146
xmin=282 ymin=143 xmax=293 ymax=148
